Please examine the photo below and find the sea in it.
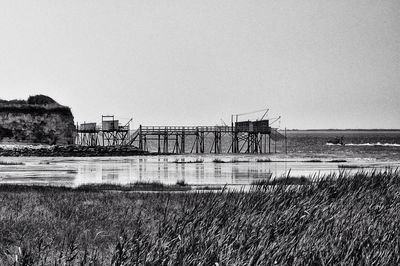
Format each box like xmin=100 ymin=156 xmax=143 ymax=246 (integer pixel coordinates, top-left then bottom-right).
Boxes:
xmin=0 ymin=130 xmax=399 ymax=187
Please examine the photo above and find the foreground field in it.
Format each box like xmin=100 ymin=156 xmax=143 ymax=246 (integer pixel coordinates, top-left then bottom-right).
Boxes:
xmin=0 ymin=170 xmax=400 ymax=265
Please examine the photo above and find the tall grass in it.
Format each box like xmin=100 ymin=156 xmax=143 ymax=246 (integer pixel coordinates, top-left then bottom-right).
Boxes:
xmin=0 ymin=170 xmax=400 ymax=264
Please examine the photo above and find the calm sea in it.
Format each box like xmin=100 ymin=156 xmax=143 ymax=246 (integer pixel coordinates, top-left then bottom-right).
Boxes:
xmin=286 ymin=130 xmax=400 ymax=161
xmin=0 ymin=130 xmax=399 ymax=186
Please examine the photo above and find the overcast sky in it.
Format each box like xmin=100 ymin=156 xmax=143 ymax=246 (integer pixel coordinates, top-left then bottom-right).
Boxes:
xmin=1 ymin=0 xmax=399 ymax=129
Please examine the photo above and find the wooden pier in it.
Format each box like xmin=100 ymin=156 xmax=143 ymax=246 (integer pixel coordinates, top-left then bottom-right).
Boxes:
xmin=127 ymin=120 xmax=286 ymax=154
xmin=76 ymin=115 xmax=287 ymax=154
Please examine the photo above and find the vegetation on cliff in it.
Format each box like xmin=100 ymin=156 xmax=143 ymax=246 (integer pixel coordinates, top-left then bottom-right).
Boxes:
xmin=0 ymin=94 xmax=72 ymax=116
xmin=0 ymin=95 xmax=75 ymax=144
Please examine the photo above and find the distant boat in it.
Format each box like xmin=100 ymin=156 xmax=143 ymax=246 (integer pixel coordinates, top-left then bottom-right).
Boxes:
xmin=327 ymin=136 xmax=345 ymax=146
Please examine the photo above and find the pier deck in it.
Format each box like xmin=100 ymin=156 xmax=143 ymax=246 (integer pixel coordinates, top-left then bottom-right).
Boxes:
xmin=76 ymin=117 xmax=286 ymax=154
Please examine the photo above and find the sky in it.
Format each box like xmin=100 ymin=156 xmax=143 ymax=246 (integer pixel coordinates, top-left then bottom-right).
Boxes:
xmin=0 ymin=0 xmax=399 ymax=129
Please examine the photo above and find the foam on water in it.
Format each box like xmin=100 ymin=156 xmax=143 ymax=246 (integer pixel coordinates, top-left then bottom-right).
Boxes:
xmin=326 ymin=142 xmax=400 ymax=147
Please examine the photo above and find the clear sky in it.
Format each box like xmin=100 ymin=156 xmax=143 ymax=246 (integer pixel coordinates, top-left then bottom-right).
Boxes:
xmin=1 ymin=0 xmax=399 ymax=129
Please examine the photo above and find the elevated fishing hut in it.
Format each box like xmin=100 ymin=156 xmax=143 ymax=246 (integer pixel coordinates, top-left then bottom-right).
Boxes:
xmin=75 ymin=115 xmax=132 ymax=146
xmin=128 ymin=122 xmax=285 ymax=154
xmin=128 ymin=108 xmax=286 ymax=154
xmin=75 ymin=108 xmax=287 ymax=154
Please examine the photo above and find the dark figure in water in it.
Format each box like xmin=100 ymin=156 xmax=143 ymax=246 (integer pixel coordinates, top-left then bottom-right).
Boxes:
xmin=327 ymin=136 xmax=345 ymax=145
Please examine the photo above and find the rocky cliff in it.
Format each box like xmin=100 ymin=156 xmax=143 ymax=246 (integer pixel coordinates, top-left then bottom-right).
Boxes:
xmin=0 ymin=95 xmax=75 ymax=144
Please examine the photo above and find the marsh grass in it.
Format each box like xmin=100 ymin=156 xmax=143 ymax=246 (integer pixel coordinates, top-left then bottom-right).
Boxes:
xmin=329 ymin=159 xmax=348 ymax=163
xmin=338 ymin=164 xmax=366 ymax=169
xmin=230 ymin=159 xmax=250 ymax=163
xmin=173 ymin=159 xmax=204 ymax=164
xmin=212 ymin=158 xmax=226 ymax=163
xmin=77 ymin=181 xmax=191 ymax=192
xmin=251 ymin=176 xmax=310 ymax=187
xmin=256 ymin=158 xmax=271 ymax=162
xmin=337 ymin=164 xmax=385 ymax=170
xmin=176 ymin=179 xmax=187 ymax=186
xmin=194 ymin=185 xmax=224 ymax=191
xmin=1 ymin=170 xmax=400 ymax=265
xmin=0 ymin=161 xmax=24 ymax=165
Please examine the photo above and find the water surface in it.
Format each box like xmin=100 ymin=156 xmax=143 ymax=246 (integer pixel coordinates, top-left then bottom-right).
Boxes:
xmin=1 ymin=131 xmax=399 ymax=186
xmin=0 ymin=155 xmax=398 ymax=187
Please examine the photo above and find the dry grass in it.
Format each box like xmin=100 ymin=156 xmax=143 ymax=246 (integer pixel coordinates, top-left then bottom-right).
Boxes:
xmin=0 ymin=170 xmax=400 ymax=265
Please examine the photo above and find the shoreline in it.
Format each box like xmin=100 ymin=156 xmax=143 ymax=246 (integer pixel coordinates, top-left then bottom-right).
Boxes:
xmin=0 ymin=144 xmax=149 ymax=157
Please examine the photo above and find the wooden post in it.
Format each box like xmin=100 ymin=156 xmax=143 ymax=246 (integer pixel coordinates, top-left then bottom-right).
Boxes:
xmin=246 ymin=134 xmax=250 ymax=153
xmin=158 ymin=134 xmax=161 ymax=154
xmin=231 ymin=116 xmax=235 ymax=153
xmin=175 ymin=134 xmax=179 ymax=154
xmin=268 ymin=135 xmax=271 ymax=154
xmin=195 ymin=127 xmax=199 ymax=153
xmin=214 ymin=131 xmax=217 ymax=154
xmin=200 ymin=131 xmax=205 ymax=153
xmin=285 ymin=128 xmax=287 ymax=154
xmin=139 ymin=125 xmax=143 ymax=150
xmin=164 ymin=130 xmax=168 ymax=154
xmin=181 ymin=128 xmax=185 ymax=154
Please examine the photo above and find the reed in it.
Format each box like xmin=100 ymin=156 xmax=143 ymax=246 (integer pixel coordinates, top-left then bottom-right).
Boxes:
xmin=0 ymin=170 xmax=399 ymax=265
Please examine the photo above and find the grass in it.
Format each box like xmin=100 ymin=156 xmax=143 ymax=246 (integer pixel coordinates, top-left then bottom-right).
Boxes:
xmin=0 ymin=104 xmax=73 ymax=116
xmin=304 ymin=159 xmax=323 ymax=163
xmin=251 ymin=176 xmax=310 ymax=187
xmin=212 ymin=158 xmax=250 ymax=163
xmin=256 ymin=158 xmax=271 ymax=162
xmin=0 ymin=161 xmax=24 ymax=165
xmin=76 ymin=181 xmax=191 ymax=192
xmin=1 ymin=170 xmax=400 ymax=264
xmin=0 ymin=95 xmax=72 ymax=116
xmin=194 ymin=185 xmax=224 ymax=191
xmin=329 ymin=159 xmax=348 ymax=163
xmin=338 ymin=164 xmax=366 ymax=169
xmin=173 ymin=159 xmax=204 ymax=164
xmin=176 ymin=179 xmax=188 ymax=186
xmin=230 ymin=159 xmax=250 ymax=163
xmin=338 ymin=164 xmax=387 ymax=169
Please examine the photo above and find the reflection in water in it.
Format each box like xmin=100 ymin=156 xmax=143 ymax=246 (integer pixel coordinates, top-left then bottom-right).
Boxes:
xmin=0 ymin=155 xmax=399 ymax=186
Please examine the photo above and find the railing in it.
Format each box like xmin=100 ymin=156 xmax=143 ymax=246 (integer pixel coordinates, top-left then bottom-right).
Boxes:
xmin=77 ymin=124 xmax=129 ymax=132
xmin=126 ymin=129 xmax=140 ymax=145
xmin=139 ymin=126 xmax=234 ymax=133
